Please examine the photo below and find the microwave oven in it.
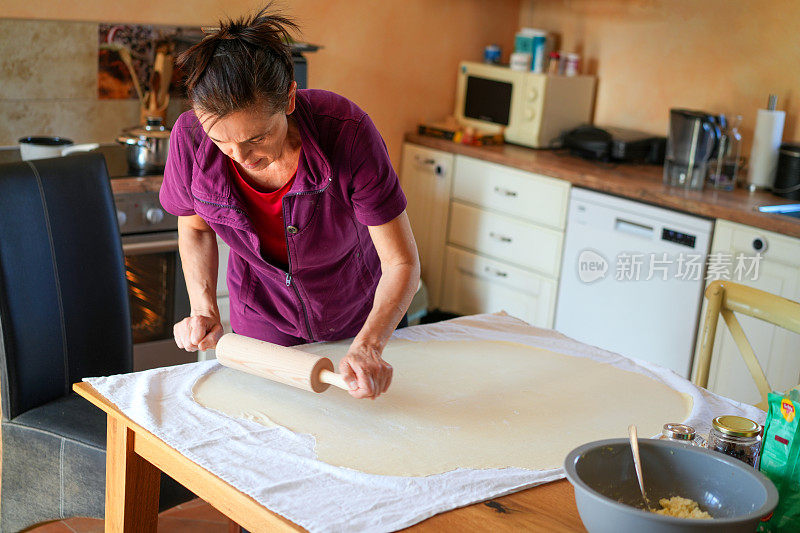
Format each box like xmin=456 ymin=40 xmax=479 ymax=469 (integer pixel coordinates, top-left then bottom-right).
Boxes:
xmin=454 ymin=61 xmax=596 ymax=148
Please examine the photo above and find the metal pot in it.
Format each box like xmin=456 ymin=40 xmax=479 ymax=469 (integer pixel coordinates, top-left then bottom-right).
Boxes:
xmin=117 ymin=117 xmax=171 ymax=174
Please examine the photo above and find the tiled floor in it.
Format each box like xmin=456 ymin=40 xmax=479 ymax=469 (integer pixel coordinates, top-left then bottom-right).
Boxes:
xmin=25 ymin=498 xmax=231 ymax=532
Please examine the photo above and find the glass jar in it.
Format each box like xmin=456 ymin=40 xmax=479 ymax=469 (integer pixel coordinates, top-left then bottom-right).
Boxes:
xmin=658 ymin=423 xmax=705 ymax=447
xmin=708 ymin=415 xmax=762 ymax=467
xmin=708 ymin=114 xmax=743 ymax=191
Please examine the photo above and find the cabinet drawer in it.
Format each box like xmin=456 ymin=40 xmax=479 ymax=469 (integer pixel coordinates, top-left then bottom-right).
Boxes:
xmin=441 ymin=246 xmax=557 ymax=328
xmin=448 ymin=201 xmax=563 ymax=277
xmin=717 ymin=219 xmax=800 ymax=268
xmin=453 ymin=155 xmax=570 ymax=229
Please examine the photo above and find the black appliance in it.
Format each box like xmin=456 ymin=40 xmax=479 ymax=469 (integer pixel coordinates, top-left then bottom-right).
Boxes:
xmin=562 ymin=125 xmax=666 ymax=164
xmin=291 ymin=42 xmax=321 ymax=90
xmin=774 ymin=142 xmax=800 ymax=200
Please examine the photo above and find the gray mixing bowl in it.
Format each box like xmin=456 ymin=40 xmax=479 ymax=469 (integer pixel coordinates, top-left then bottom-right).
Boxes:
xmin=564 ymin=438 xmax=778 ymax=533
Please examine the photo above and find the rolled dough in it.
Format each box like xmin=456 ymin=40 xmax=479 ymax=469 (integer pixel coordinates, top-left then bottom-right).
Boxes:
xmin=192 ymin=340 xmax=691 ymax=477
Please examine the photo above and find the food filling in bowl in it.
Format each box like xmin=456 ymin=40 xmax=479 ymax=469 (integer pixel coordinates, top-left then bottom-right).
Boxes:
xmin=652 ymin=496 xmax=712 ymax=519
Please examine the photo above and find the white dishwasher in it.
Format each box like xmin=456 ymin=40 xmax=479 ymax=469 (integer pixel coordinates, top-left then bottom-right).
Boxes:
xmin=554 ymin=188 xmax=712 ymax=377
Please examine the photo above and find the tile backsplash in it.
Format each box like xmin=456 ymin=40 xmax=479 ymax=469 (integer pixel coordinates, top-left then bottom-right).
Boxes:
xmin=0 ymin=18 xmax=187 ymax=147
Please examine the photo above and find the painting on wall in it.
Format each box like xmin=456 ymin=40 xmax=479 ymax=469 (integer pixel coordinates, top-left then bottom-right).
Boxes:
xmin=98 ymin=24 xmax=204 ymax=101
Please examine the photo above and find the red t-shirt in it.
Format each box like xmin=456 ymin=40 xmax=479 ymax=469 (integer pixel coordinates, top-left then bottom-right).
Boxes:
xmin=229 ymin=159 xmax=297 ymax=268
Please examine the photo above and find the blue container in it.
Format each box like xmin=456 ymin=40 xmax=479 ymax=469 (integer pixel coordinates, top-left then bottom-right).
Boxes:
xmin=514 ymin=33 xmax=535 ymax=55
xmin=483 ymin=44 xmax=501 ymax=64
xmin=515 ymin=28 xmax=547 ymax=72
xmin=531 ymin=34 xmax=547 ymax=73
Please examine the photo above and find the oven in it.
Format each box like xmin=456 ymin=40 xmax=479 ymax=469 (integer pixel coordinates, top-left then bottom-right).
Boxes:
xmin=108 ymin=158 xmax=195 ymax=371
xmin=121 ymin=231 xmax=193 ymax=370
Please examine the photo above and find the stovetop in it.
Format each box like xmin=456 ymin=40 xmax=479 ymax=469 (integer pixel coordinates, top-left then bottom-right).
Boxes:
xmin=96 ymin=144 xmax=160 ymax=180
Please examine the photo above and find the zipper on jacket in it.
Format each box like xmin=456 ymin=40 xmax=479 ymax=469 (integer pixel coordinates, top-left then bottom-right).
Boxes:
xmin=280 ymin=182 xmax=331 ymax=342
xmin=194 ymin=183 xmax=332 ymax=343
xmin=283 ymin=217 xmax=314 ymax=342
xmin=285 ymin=272 xmax=314 ymax=342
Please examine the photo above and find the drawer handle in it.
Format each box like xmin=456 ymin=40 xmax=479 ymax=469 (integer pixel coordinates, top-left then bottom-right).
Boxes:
xmin=415 ymin=155 xmax=445 ymax=177
xmin=484 ymin=266 xmax=508 ymax=278
xmin=494 ymin=186 xmax=518 ymax=198
xmin=489 ymin=231 xmax=513 ymax=243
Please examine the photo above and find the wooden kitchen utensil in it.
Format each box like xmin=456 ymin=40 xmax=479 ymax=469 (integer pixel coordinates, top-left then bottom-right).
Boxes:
xmin=153 ymin=43 xmax=173 ymax=108
xmin=148 ymin=71 xmax=160 ymax=111
xmin=140 ymin=71 xmax=168 ymax=124
xmin=215 ymin=333 xmax=350 ymax=393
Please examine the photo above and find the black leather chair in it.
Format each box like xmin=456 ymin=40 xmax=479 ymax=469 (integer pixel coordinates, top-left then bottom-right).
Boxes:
xmin=0 ymin=154 xmax=193 ymax=531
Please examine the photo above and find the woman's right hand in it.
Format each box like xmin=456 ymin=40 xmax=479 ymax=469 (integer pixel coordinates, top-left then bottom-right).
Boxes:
xmin=173 ymin=314 xmax=223 ymax=352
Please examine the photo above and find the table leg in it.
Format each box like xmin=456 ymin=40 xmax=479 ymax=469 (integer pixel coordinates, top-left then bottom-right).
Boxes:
xmin=105 ymin=415 xmax=161 ymax=532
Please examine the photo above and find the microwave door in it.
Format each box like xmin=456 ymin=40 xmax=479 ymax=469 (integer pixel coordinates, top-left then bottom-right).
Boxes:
xmin=464 ymin=75 xmax=512 ymax=126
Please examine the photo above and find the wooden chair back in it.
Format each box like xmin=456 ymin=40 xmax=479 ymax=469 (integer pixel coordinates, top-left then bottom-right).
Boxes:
xmin=695 ymin=280 xmax=800 ymax=410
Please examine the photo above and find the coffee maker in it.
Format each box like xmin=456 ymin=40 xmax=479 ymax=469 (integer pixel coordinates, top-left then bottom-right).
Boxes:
xmin=663 ymin=109 xmax=721 ymax=189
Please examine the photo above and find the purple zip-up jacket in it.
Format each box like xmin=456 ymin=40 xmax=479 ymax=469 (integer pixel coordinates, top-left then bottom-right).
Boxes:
xmin=159 ymin=89 xmax=407 ymax=346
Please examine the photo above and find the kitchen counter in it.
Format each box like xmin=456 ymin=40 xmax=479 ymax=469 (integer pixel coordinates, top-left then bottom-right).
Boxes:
xmin=110 ymin=175 xmax=163 ymax=195
xmin=405 ymin=133 xmax=800 ymax=239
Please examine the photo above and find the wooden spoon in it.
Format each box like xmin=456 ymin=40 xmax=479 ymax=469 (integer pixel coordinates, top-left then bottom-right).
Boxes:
xmin=628 ymin=424 xmax=654 ymax=512
xmin=153 ymin=44 xmax=173 ymax=107
xmin=118 ymin=47 xmax=144 ymax=105
xmin=149 ymin=71 xmax=161 ymax=114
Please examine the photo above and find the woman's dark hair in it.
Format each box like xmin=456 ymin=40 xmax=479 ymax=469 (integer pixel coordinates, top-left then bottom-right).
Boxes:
xmin=178 ymin=4 xmax=299 ymax=121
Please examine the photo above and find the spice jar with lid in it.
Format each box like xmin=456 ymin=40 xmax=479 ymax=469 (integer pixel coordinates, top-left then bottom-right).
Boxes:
xmin=658 ymin=423 xmax=706 ymax=447
xmin=708 ymin=415 xmax=762 ymax=467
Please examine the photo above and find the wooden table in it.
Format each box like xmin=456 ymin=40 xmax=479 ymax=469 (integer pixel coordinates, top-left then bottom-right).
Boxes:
xmin=74 ymin=382 xmax=586 ymax=532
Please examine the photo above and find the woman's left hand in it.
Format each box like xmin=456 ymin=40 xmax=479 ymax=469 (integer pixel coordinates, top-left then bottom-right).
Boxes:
xmin=339 ymin=342 xmax=393 ymax=399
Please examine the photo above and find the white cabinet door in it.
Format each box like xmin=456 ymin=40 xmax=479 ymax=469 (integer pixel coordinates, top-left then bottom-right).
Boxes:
xmin=441 ymin=246 xmax=557 ymax=328
xmin=400 ymin=143 xmax=454 ymax=309
xmin=699 ymin=220 xmax=800 ymax=405
xmin=217 ymin=235 xmax=230 ymax=296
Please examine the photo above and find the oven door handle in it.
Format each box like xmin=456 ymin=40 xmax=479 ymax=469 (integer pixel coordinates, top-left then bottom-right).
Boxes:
xmin=122 ymin=238 xmax=179 ymax=255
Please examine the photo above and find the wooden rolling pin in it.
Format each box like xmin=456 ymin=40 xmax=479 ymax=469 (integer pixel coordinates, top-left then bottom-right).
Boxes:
xmin=215 ymin=333 xmax=349 ymax=393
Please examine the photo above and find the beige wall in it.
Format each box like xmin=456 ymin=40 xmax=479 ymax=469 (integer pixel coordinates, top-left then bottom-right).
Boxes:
xmin=520 ymin=0 xmax=800 ymax=154
xmin=1 ymin=1 xmax=521 ymax=165
xmin=0 ymin=19 xmax=188 ymax=150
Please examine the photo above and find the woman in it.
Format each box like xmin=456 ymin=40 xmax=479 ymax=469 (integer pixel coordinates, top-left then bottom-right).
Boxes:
xmin=160 ymin=8 xmax=419 ymax=400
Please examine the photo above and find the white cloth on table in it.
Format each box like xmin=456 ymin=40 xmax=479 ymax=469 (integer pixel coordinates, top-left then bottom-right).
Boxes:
xmin=84 ymin=313 xmax=764 ymax=532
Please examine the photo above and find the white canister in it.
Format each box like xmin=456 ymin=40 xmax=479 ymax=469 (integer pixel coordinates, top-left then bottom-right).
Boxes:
xmin=564 ymin=53 xmax=581 ymax=76
xmin=509 ymin=52 xmax=532 ymax=72
xmin=747 ymin=106 xmax=785 ymax=190
xmin=18 ymin=137 xmax=99 ymax=161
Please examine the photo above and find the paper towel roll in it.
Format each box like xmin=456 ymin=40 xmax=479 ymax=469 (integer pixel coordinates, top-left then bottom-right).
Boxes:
xmin=747 ymin=108 xmax=785 ymax=189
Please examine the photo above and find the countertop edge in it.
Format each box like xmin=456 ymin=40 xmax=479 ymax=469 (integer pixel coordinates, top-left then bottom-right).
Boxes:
xmin=404 ymin=133 xmax=800 ymax=240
